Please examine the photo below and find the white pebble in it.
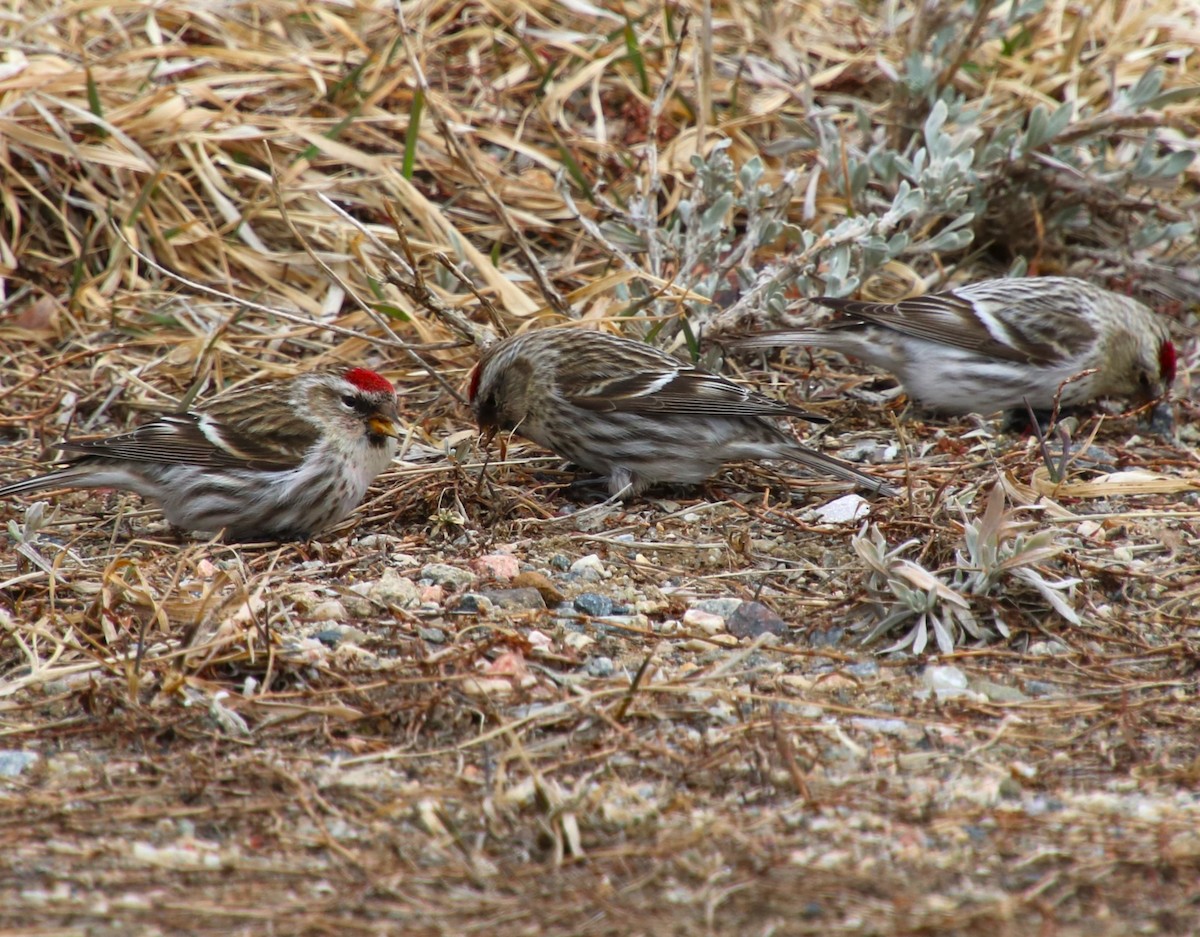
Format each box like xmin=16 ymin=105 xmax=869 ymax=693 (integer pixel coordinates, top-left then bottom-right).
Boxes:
xmin=569 ymin=554 xmax=609 ymax=579
xmin=682 ymin=608 xmax=726 ymax=635
xmin=806 ymin=494 xmax=871 ymax=525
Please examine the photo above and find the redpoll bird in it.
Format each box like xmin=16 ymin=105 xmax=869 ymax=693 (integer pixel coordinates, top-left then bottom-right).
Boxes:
xmin=0 ymin=368 xmax=400 ymax=541
xmin=467 ymin=328 xmax=897 ymax=498
xmin=731 ymin=277 xmax=1176 ymax=415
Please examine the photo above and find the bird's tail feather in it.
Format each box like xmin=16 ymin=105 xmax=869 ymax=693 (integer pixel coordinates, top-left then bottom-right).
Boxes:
xmin=729 ymin=330 xmax=828 ymax=351
xmin=0 ymin=467 xmax=92 ymax=500
xmin=783 ymin=445 xmax=899 ymax=497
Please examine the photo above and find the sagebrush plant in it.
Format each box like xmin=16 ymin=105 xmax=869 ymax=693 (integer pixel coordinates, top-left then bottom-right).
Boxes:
xmin=568 ymin=2 xmax=1196 ymax=346
xmin=850 ymin=484 xmax=1081 ymax=654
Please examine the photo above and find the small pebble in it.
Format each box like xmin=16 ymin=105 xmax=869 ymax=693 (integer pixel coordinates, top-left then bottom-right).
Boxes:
xmin=804 ymin=494 xmax=871 ymax=525
xmin=417 ymin=627 xmax=447 ymax=644
xmin=479 ymin=588 xmax=546 ymax=611
xmin=1027 ymin=640 xmax=1070 ymax=657
xmin=369 ymin=568 xmax=421 ymax=608
xmin=340 ymin=591 xmax=375 ymax=619
xmin=563 ymin=632 xmax=595 ymax=652
xmin=559 ymin=617 xmax=586 ymax=634
xmin=470 ymin=553 xmax=520 ymax=581
xmin=693 ymin=598 xmax=744 ymax=619
xmin=355 ymin=534 xmax=408 ymax=552
xmin=973 ymin=680 xmax=1029 ymax=703
xmin=920 ymin=665 xmax=974 ymax=700
xmin=846 ymin=661 xmax=879 ymax=679
xmin=574 ymin=593 xmax=614 ymax=617
xmin=306 ymin=599 xmax=347 ymax=622
xmin=586 ymin=656 xmax=615 ymax=677
xmin=681 ymin=635 xmax=737 ymax=651
xmin=314 ymin=629 xmax=344 ymax=648
xmin=454 ymin=593 xmax=494 ymax=614
xmin=461 ymin=677 xmax=515 ymax=698
xmin=682 ymin=608 xmax=726 ymax=635
xmin=0 ymin=750 xmax=39 ymax=778
xmin=512 ymin=571 xmax=566 ymax=605
xmin=595 ymin=614 xmax=648 ymax=633
xmin=924 ymin=665 xmax=967 ymax=690
xmin=420 ymin=563 xmax=477 ymax=590
xmin=568 ymin=554 xmax=608 ymax=581
xmin=998 ymin=777 xmax=1023 ymax=800
xmin=808 ymin=627 xmax=844 ymax=648
xmin=727 ymin=601 xmax=787 ymax=638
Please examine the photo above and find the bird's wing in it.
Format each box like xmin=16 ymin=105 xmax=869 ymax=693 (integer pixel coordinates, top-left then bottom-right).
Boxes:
xmin=564 ymin=359 xmax=829 ymax=423
xmin=815 ymin=280 xmax=1095 ymax=366
xmin=59 ymin=413 xmax=308 ymax=471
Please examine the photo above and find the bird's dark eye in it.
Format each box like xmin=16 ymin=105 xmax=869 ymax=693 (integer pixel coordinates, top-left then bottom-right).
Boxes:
xmin=341 ymin=394 xmax=357 ymax=408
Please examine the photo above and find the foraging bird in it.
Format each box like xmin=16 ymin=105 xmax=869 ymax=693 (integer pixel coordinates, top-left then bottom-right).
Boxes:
xmin=0 ymin=368 xmax=400 ymax=541
xmin=731 ymin=277 xmax=1176 ymax=415
xmin=467 ymin=327 xmax=897 ymax=498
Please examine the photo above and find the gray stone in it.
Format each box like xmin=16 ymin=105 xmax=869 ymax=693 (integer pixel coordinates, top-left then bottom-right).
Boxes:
xmin=453 ymin=593 xmax=494 ymax=613
xmin=586 ymin=656 xmax=615 ymax=677
xmin=479 ymin=588 xmax=547 ymax=611
xmin=368 ymin=568 xmax=421 ymax=608
xmin=574 ymin=593 xmax=614 ymax=617
xmin=808 ymin=627 xmax=844 ymax=648
xmin=727 ymin=601 xmax=787 ymax=638
xmin=420 ymin=563 xmax=477 ymax=590
xmin=692 ymin=597 xmax=744 ymax=619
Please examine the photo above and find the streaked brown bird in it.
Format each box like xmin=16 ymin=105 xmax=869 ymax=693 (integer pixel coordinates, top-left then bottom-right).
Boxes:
xmin=732 ymin=277 xmax=1175 ymax=415
xmin=468 ymin=328 xmax=897 ymax=498
xmin=0 ymin=368 xmax=400 ymax=541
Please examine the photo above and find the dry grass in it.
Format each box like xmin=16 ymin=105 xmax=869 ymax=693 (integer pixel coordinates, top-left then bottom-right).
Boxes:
xmin=2 ymin=1 xmax=1200 ymax=934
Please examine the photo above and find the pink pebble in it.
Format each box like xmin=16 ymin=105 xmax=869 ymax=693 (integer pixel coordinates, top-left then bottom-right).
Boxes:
xmin=470 ymin=553 xmax=520 ymax=581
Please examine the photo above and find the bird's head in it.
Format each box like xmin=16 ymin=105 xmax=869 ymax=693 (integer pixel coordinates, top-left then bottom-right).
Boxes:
xmin=467 ymin=345 xmax=534 ymax=437
xmin=307 ymin=368 xmax=400 ymax=448
xmin=1128 ymin=331 xmax=1177 ymax=405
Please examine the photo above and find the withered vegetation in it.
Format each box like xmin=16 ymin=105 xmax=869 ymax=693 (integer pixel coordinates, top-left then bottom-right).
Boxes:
xmin=2 ymin=1 xmax=1199 ymax=934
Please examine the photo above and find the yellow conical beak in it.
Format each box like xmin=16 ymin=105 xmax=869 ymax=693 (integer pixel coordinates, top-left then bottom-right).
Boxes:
xmin=368 ymin=411 xmax=400 ymax=439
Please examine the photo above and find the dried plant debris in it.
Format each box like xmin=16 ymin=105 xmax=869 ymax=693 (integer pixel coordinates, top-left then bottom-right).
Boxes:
xmin=1 ymin=1 xmax=1200 ymax=935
